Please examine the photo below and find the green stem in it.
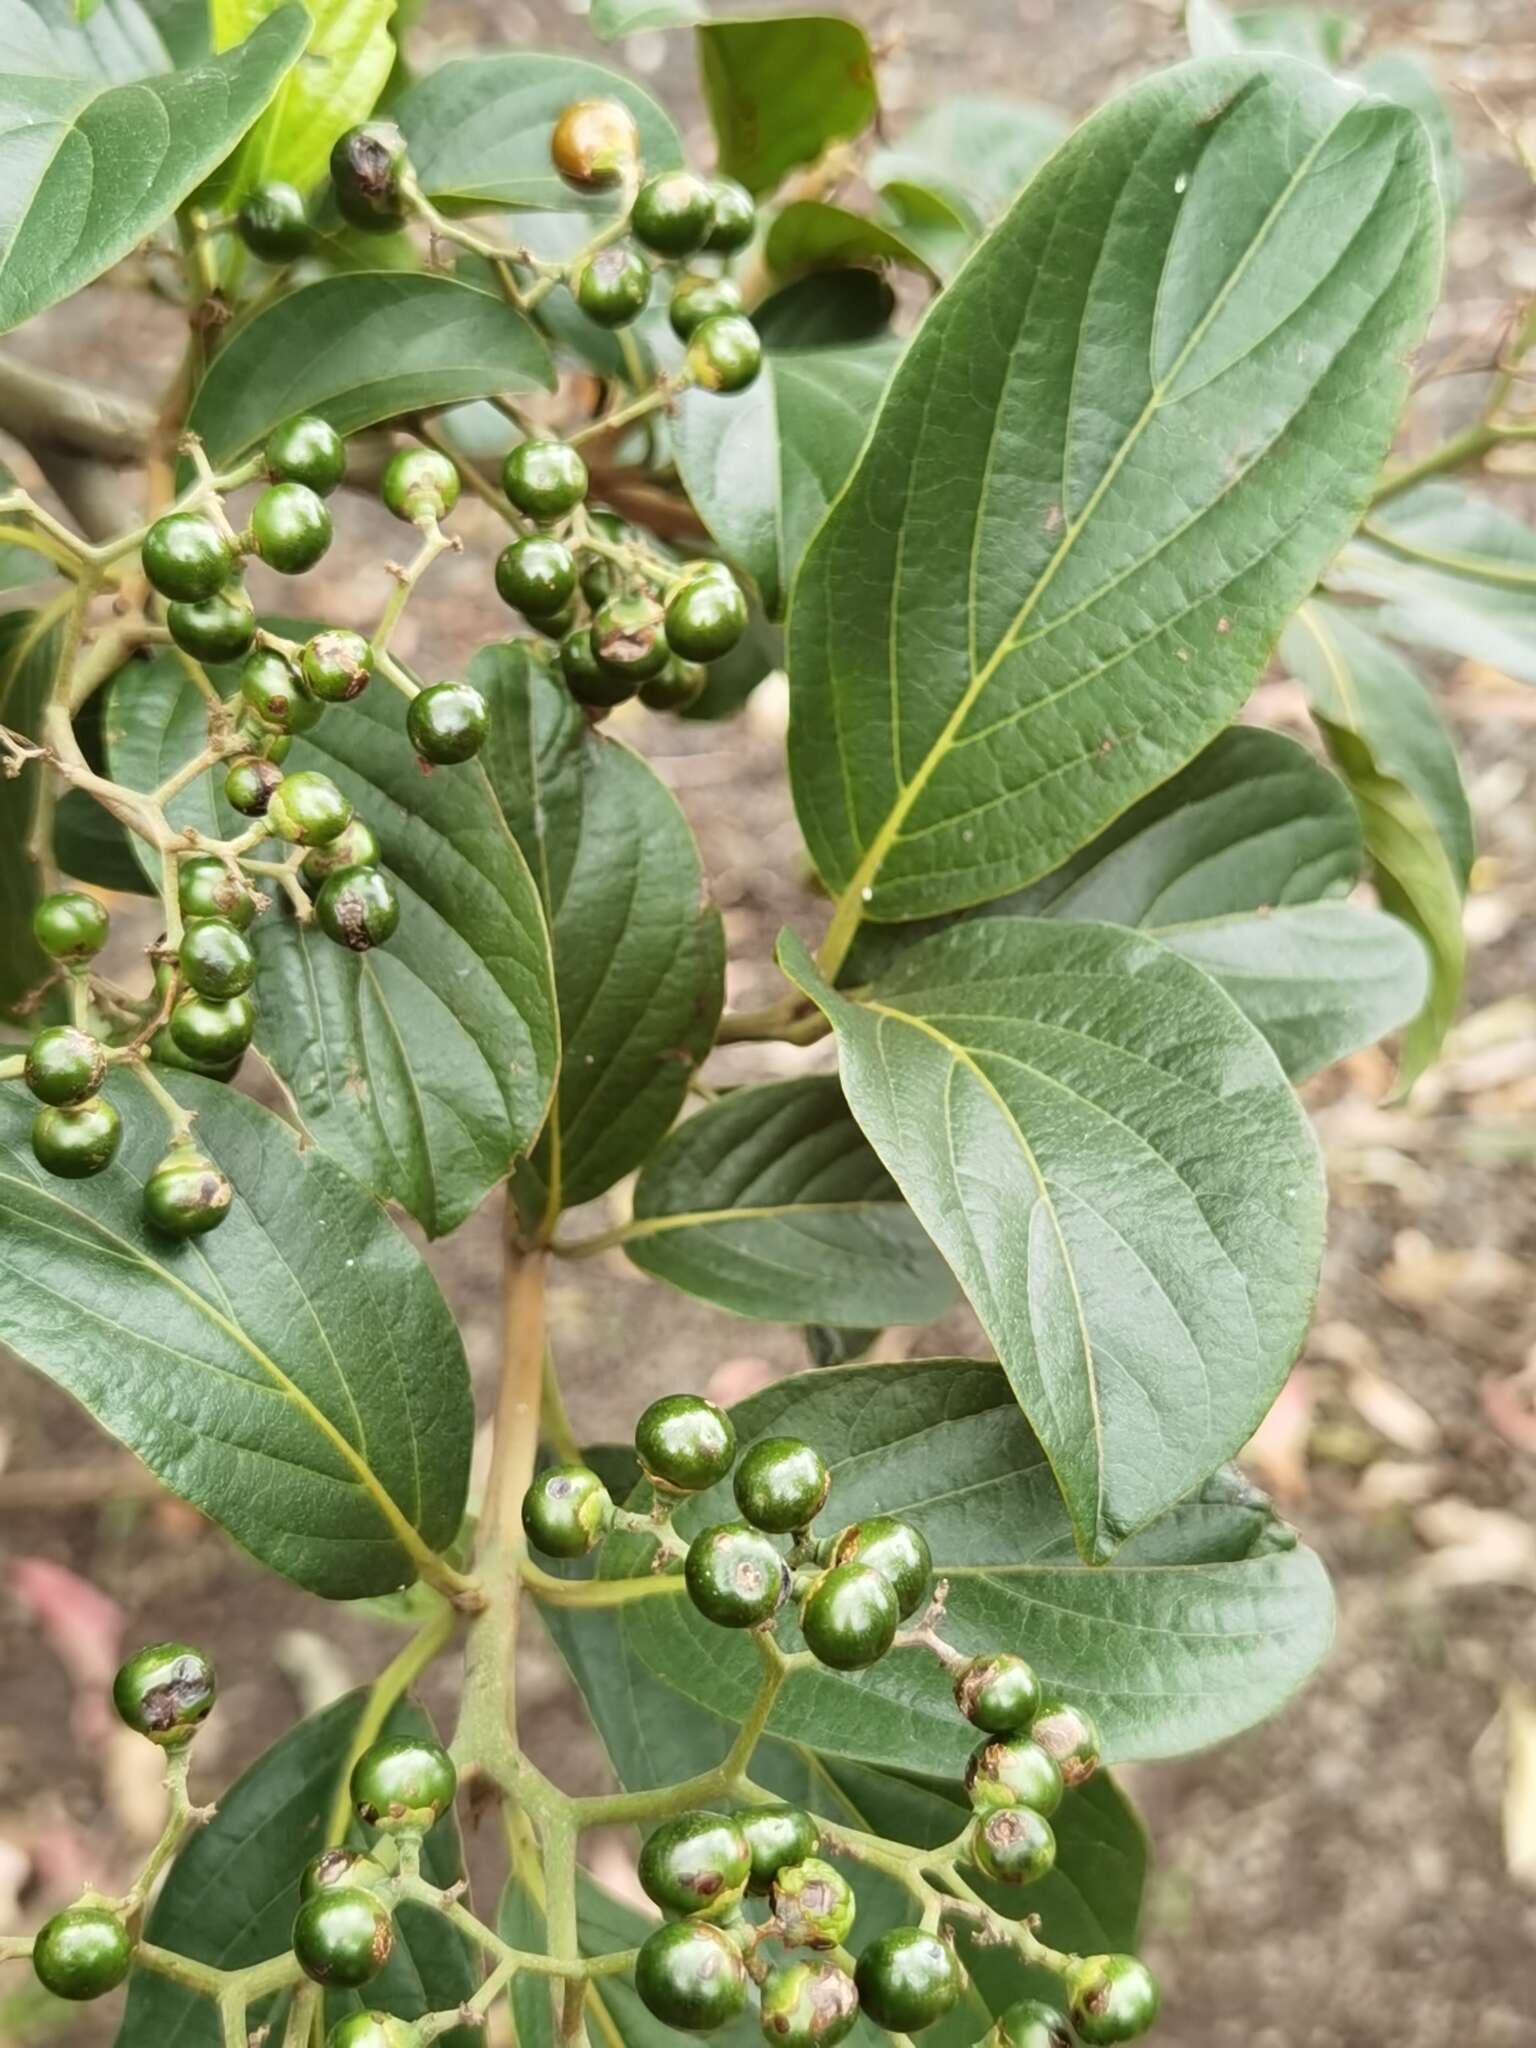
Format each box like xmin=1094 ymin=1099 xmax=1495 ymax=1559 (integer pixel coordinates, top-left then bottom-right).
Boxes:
xmin=127 ymin=1053 xmax=199 ymax=1145
xmin=323 ymin=1603 xmax=458 ymax=1846
xmin=117 ymin=1747 xmax=208 ymax=1920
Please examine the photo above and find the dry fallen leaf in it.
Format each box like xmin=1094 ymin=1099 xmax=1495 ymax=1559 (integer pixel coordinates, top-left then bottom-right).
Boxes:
xmin=1414 ymin=1499 xmax=1536 ymax=1591
xmin=1239 ymin=1367 xmax=1316 ymax=1501
xmin=1502 ymin=1687 xmax=1536 ymax=1890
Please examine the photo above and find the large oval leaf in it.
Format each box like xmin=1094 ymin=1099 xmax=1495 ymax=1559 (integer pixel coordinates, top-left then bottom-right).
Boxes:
xmin=0 ymin=609 xmax=61 ymax=1023
xmin=787 ymin=56 xmax=1442 ymax=937
xmin=697 ymin=15 xmax=877 ymax=198
xmin=0 ymin=0 xmax=169 ymax=81
xmin=780 ymin=920 xmax=1324 ymax=1559
xmin=0 ymin=1074 xmax=473 ymax=1597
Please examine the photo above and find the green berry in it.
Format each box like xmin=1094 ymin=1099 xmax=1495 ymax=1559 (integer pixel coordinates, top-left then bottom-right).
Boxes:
xmin=740 ymin=1806 xmax=818 ymax=1894
xmin=237 ymin=180 xmax=310 ymax=262
xmin=633 ymin=170 xmax=714 ymax=257
xmin=665 ymin=569 xmax=747 ymax=663
xmin=31 ymin=1906 xmax=131 ymax=2001
xmin=331 ymin=121 xmax=409 ymax=232
xmin=240 ymin=647 xmax=323 ymax=734
xmin=495 ymin=535 xmax=578 ymax=619
xmin=142 ymin=511 xmax=233 ymax=602
xmin=733 ymin=1437 xmax=829 ymax=1534
xmin=112 ymin=1641 xmax=216 ymax=1743
xmin=24 ymin=1026 xmax=104 ymax=1107
xmin=303 ymin=818 xmax=381 ymax=885
xmin=266 ymin=415 xmax=346 ymax=497
xmin=301 ymin=1848 xmax=391 ymax=1900
xmin=179 ymin=917 xmax=255 ymax=998
xmin=316 ymin=865 xmax=399 ymax=952
xmin=502 ymin=439 xmax=588 ymax=521
xmin=530 ymin=599 xmax=577 ymax=644
xmin=1031 ymin=1699 xmax=1101 ymax=1787
xmin=325 ymin=2016 xmax=423 ymax=2048
xmin=167 ymin=584 xmax=257 ymax=663
xmin=560 ymin=625 xmax=635 ymax=710
xmin=268 ymin=770 xmax=353 ymax=847
xmin=770 ymin=1857 xmax=855 ymax=1950
xmin=382 ymin=446 xmax=459 ymax=524
xmin=964 ymin=1735 xmax=1063 ymax=1817
xmin=688 ymin=312 xmax=762 ymax=393
xmin=1065 ymin=1956 xmax=1160 ymax=2045
xmin=638 ymin=659 xmax=706 ymax=712
xmin=550 ymin=97 xmax=640 ymax=193
xmin=759 ymin=1959 xmax=859 ymax=2047
xmin=799 ymin=1563 xmax=898 ymax=1670
xmin=225 ymin=755 xmax=283 ymax=817
xmin=169 ymin=991 xmax=255 ymax=1065
xmin=31 ymin=1097 xmax=120 ymax=1179
xmin=148 ymin=1023 xmax=241 ymax=1082
xmin=633 ymin=1920 xmax=747 ymax=2034
xmin=638 ymin=1811 xmax=751 ymax=1921
xmin=635 ymin=1393 xmax=736 ymax=1493
xmin=668 ymin=273 xmax=743 ymax=341
xmin=350 ymin=1736 xmax=456 ymax=1835
xmin=970 ymin=1804 xmax=1056 ymax=1886
xmin=579 ymin=511 xmax=631 ymax=604
xmin=179 ymin=854 xmax=256 ymax=927
xmin=521 ymin=1463 xmax=613 ymax=1558
xmin=685 ymin=1522 xmax=790 ymax=1629
xmin=407 ymin=681 xmax=488 ymax=764
xmin=593 ymin=592 xmax=669 ymax=682
xmin=143 ymin=1147 xmax=235 ymax=1237
xmin=301 ymin=629 xmax=371 ymax=703
xmin=292 ymin=1887 xmax=394 ymax=1987
xmin=984 ymin=2000 xmax=1075 ymax=2048
xmin=574 ymin=243 xmax=652 ymax=329
xmin=954 ymin=1653 xmax=1041 ymax=1735
xmin=32 ymin=888 xmax=108 ymax=962
xmin=825 ymin=1516 xmax=932 ymax=1620
xmin=263 ymin=731 xmax=293 ymax=763
xmin=703 ymin=176 xmax=756 ymax=253
xmin=854 ymin=1928 xmax=960 ymax=2033
xmin=251 ymin=481 xmax=331 ymax=575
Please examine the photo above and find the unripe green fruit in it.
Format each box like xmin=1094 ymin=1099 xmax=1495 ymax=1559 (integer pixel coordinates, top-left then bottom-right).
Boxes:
xmin=530 ymin=599 xmax=577 ymax=644
xmin=799 ymin=1563 xmax=898 ymax=1670
xmin=703 ymin=176 xmax=756 ymax=254
xmin=1065 ymin=1956 xmax=1160 ymax=2045
xmin=407 ymin=681 xmax=488 ymax=764
xmin=299 ymin=629 xmax=371 ymax=704
xmin=143 ymin=1146 xmax=235 ymax=1238
xmin=741 ymin=1806 xmax=819 ymax=1894
xmin=733 ymin=1437 xmax=829 ymax=1534
xmin=251 ymin=481 xmax=332 ymax=575
xmin=179 ymin=917 xmax=255 ymax=998
xmin=350 ymin=1736 xmax=456 ymax=1835
xmin=325 ymin=2016 xmax=423 ymax=2048
xmin=639 ymin=1810 xmax=751 ymax=1921
xmin=316 ymin=866 xmax=399 ymax=952
xmin=169 ymin=991 xmax=255 ymax=1065
xmin=382 ymin=447 xmax=459 ymax=523
xmin=685 ymin=1523 xmax=790 ymax=1629
xmin=983 ymin=1999 xmax=1075 ymax=2048
xmin=268 ymin=770 xmax=353 ymax=847
xmin=770 ymin=1857 xmax=855 ymax=1950
xmin=292 ymin=1887 xmax=394 ymax=1987
xmin=32 ymin=888 xmax=108 ymax=962
xmin=759 ymin=1959 xmax=859 ymax=2047
xmin=496 ymin=535 xmax=578 ymax=618
xmin=240 ymin=647 xmax=323 ymax=733
xmin=560 ymin=626 xmax=635 ymax=709
xmin=225 ymin=755 xmax=283 ymax=817
xmin=237 ymin=180 xmax=310 ymax=262
xmin=825 ymin=1516 xmax=932 ymax=1620
xmin=303 ymin=818 xmax=381 ymax=884
xmin=635 ymin=1393 xmax=736 ymax=1493
xmin=267 ymin=415 xmax=346 ymax=497
xmin=668 ymin=272 xmax=743 ymax=341
xmin=502 ymin=439 xmax=588 ymax=521
xmin=593 ymin=592 xmax=668 ymax=682
xmin=331 ymin=121 xmax=409 ymax=232
xmin=1031 ymin=1699 xmax=1101 ymax=1787
xmin=300 ymin=1847 xmax=390 ymax=1901
xmin=25 ymin=1026 xmax=104 ymax=1107
xmin=579 ymin=510 xmax=631 ymax=604
xmin=550 ymin=97 xmax=640 ymax=193
xmin=688 ymin=313 xmax=762 ymax=393
xmin=954 ymin=1653 xmax=1040 ymax=1735
xmin=574 ymin=244 xmax=652 ymax=329
xmin=633 ymin=170 xmax=714 ymax=257
xmin=638 ymin=660 xmax=706 ymax=712
xmin=665 ymin=571 xmax=747 ymax=663
xmin=854 ymin=1928 xmax=961 ymax=2033
xmin=142 ymin=512 xmax=233 ymax=602
xmin=113 ymin=1641 xmax=216 ymax=1744
xmin=31 ymin=1097 xmax=121 ymax=1179
xmin=633 ymin=1920 xmax=747 ymax=2034
xmin=179 ymin=854 xmax=256 ymax=927
xmin=965 ymin=1735 xmax=1063 ymax=1818
xmin=32 ymin=1907 xmax=131 ymax=2001
xmin=521 ymin=1463 xmax=613 ymax=1558
xmin=148 ymin=1023 xmax=241 ymax=1082
xmin=970 ymin=1804 xmax=1056 ymax=1886
xmin=263 ymin=732 xmax=293 ymax=763
xmin=167 ymin=585 xmax=257 ymax=663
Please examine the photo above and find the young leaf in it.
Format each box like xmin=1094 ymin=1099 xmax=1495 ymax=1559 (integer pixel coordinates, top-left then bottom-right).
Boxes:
xmin=697 ymin=15 xmax=878 ymax=198
xmin=621 ymin=1075 xmax=956 ymax=1326
xmin=0 ymin=6 xmax=307 ymax=332
xmin=787 ymin=57 xmax=1443 ymax=938
xmin=867 ymin=95 xmax=1067 ymax=228
xmin=0 ymin=1073 xmax=474 ymax=1598
xmin=765 ymin=200 xmax=941 ymax=283
xmin=779 ymin=920 xmax=1324 ymax=1560
xmin=590 ymin=0 xmax=704 ymax=35
xmin=0 ymin=608 xmax=61 ymax=1023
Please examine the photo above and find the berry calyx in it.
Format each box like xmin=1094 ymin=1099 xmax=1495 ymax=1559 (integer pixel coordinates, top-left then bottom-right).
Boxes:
xmin=770 ymin=1856 xmax=855 ymax=1950
xmin=955 ymin=1653 xmax=1041 ymax=1735
xmin=31 ymin=1906 xmax=132 ymax=2001
xmin=970 ymin=1804 xmax=1056 ymax=1886
xmin=240 ymin=647 xmax=323 ymax=733
xmin=853 ymin=1928 xmax=961 ymax=2033
xmin=502 ymin=439 xmax=588 ymax=521
xmin=964 ymin=1735 xmax=1063 ymax=1817
xmin=266 ymin=415 xmax=346 ymax=497
xmin=668 ymin=273 xmax=744 ymax=341
xmin=759 ymin=1959 xmax=859 ymax=2047
xmin=638 ymin=1810 xmax=752 ymax=1921
xmin=300 ymin=1847 xmax=391 ymax=1900
xmin=635 ymin=1393 xmax=736 ymax=1493
xmin=825 ymin=1516 xmax=932 ymax=1620
xmin=685 ymin=1522 xmax=790 ymax=1629
xmin=32 ymin=888 xmax=108 ymax=962
xmin=574 ymin=243 xmax=652 ymax=329
xmin=24 ymin=1026 xmax=104 ymax=1107
xmin=179 ymin=917 xmax=255 ymax=999
xmin=142 ymin=512 xmax=233 ymax=602
xmin=251 ymin=481 xmax=332 ymax=575
xmin=292 ymin=1887 xmax=394 ymax=1987
xmin=665 ymin=569 xmax=747 ymax=663
xmin=633 ymin=1920 xmax=747 ymax=2033
xmin=331 ymin=121 xmax=409 ymax=232
xmin=688 ymin=312 xmax=762 ymax=393
xmin=267 ymin=770 xmax=353 ymax=847
xmin=799 ymin=1562 xmax=898 ymax=1670
xmin=702 ymin=176 xmax=756 ymax=253
xmin=178 ymin=854 xmax=256 ymax=927
xmin=495 ymin=535 xmax=578 ymax=619
xmin=302 ymin=629 xmax=372 ymax=702
xmin=112 ymin=1641 xmax=216 ymax=1744
xmin=521 ymin=1463 xmax=613 ymax=1558
xmin=733 ymin=1437 xmax=829 ymax=1534
xmin=550 ymin=98 xmax=640 ymax=193
xmin=350 ymin=1736 xmax=457 ymax=1835
xmin=316 ymin=865 xmax=399 ymax=952
xmin=593 ymin=592 xmax=669 ymax=683
xmin=169 ymin=991 xmax=255 ymax=1065
xmin=236 ymin=180 xmax=310 ymax=262
xmin=984 ymin=1999 xmax=1075 ymax=2048
xmin=633 ymin=170 xmax=714 ymax=257
xmin=1065 ymin=1955 xmax=1160 ymax=2045
xmin=31 ymin=1097 xmax=121 ymax=1179
xmin=167 ymin=584 xmax=257 ymax=663
xmin=381 ymin=447 xmax=460 ymax=524
xmin=303 ymin=818 xmax=381 ymax=884
xmin=144 ymin=1146 xmax=235 ymax=1237
xmin=741 ymin=1806 xmax=819 ymax=1894
xmin=407 ymin=681 xmax=488 ymax=765
xmin=560 ymin=625 xmax=635 ymax=709
xmin=1031 ymin=1700 xmax=1101 ymax=1787
xmin=325 ymin=2016 xmax=423 ymax=2048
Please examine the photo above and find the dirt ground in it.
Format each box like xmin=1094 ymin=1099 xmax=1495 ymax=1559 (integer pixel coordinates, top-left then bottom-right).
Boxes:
xmin=4 ymin=1 xmax=1536 ymax=2043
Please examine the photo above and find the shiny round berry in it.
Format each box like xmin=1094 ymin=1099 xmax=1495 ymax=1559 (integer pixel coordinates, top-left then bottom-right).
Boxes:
xmin=666 ymin=570 xmax=747 ymax=662
xmin=495 ymin=535 xmax=577 ymax=619
xmin=303 ymin=818 xmax=381 ymax=885
xmin=407 ymin=681 xmax=488 ymax=764
xmin=529 ymin=599 xmax=576 ymax=644
xmin=633 ymin=1920 xmax=746 ymax=2034
xmin=350 ymin=1736 xmax=456 ymax=1835
xmin=148 ymin=1023 xmax=241 ymax=1082
xmin=638 ymin=659 xmax=706 ymax=712
xmin=292 ymin=1887 xmax=394 ymax=1988
xmin=179 ymin=854 xmax=256 ymax=927
xmin=24 ymin=1026 xmax=104 ymax=1107
xmin=551 ymin=97 xmax=640 ymax=193
xmin=240 ymin=647 xmax=322 ymax=733
xmin=579 ymin=510 xmax=631 ymax=603
xmin=574 ymin=244 xmax=652 ymax=329
xmin=668 ymin=272 xmax=743 ymax=341
xmin=301 ymin=1847 xmax=390 ymax=1901
xmin=170 ymin=991 xmax=255 ymax=1065
xmin=685 ymin=1522 xmax=790 ymax=1629
xmin=331 ymin=121 xmax=409 ymax=232
xmin=225 ymin=755 xmax=283 ymax=817
xmin=237 ymin=180 xmax=310 ymax=262
xmin=268 ymin=770 xmax=353 ymax=847
xmin=688 ymin=313 xmax=762 ymax=393
xmin=770 ymin=1857 xmax=855 ymax=1950
xmin=741 ymin=1806 xmax=819 ymax=1895
xmin=560 ymin=625 xmax=634 ymax=709
xmin=759 ymin=1959 xmax=859 ymax=2047
xmin=32 ymin=888 xmax=108 ymax=962
xmin=733 ymin=1438 xmax=829 ymax=1534
xmin=703 ymin=176 xmax=756 ymax=253
xmin=970 ymin=1805 xmax=1056 ymax=1887
xmin=142 ymin=512 xmax=233 ymax=602
xmin=179 ymin=917 xmax=255 ymax=999
xmin=300 ymin=628 xmax=371 ymax=703
xmin=251 ymin=481 xmax=331 ymax=574
xmin=1031 ymin=1699 xmax=1101 ymax=1787
xmin=31 ymin=1097 xmax=120 ymax=1179
xmin=984 ymin=2000 xmax=1075 ymax=2048
xmin=113 ymin=1641 xmax=216 ymax=1743
xmin=593 ymin=592 xmax=668 ymax=683
xmin=143 ymin=1146 xmax=235 ymax=1237
xmin=316 ymin=865 xmax=399 ymax=952
xmin=955 ymin=1653 xmax=1040 ymax=1735
xmin=799 ymin=1563 xmax=898 ymax=1670
xmin=32 ymin=1906 xmax=131 ymax=2001
xmin=1065 ymin=1956 xmax=1160 ymax=2045
xmin=965 ymin=1735 xmax=1063 ymax=1818
xmin=502 ymin=439 xmax=587 ymax=521
xmin=633 ymin=170 xmax=714 ymax=257
xmin=521 ymin=1463 xmax=613 ymax=1558
xmin=167 ymin=584 xmax=257 ymax=663
xmin=854 ymin=1928 xmax=960 ymax=2033
xmin=639 ymin=1811 xmax=751 ymax=1921
xmin=381 ymin=447 xmax=459 ymax=524
xmin=635 ymin=1393 xmax=736 ymax=1493
xmin=825 ymin=1516 xmax=932 ymax=1620
xmin=266 ymin=415 xmax=346 ymax=497
xmin=324 ymin=2015 xmax=423 ymax=2048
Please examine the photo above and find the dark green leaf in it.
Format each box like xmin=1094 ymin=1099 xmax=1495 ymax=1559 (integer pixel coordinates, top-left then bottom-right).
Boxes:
xmin=591 ymin=0 xmax=704 ymax=35
xmin=623 ymin=1075 xmax=956 ymax=1327
xmin=867 ymin=96 xmax=1066 ymax=227
xmin=0 ymin=608 xmax=60 ymax=1023
xmin=804 ymin=1322 xmax=879 ymax=1365
xmin=698 ymin=15 xmax=877 ymax=198
xmin=753 ymin=269 xmax=895 ymax=348
xmin=0 ymin=0 xmax=168 ymax=80
xmin=765 ymin=200 xmax=940 ymax=282
xmin=139 ymin=0 xmax=209 ymax=63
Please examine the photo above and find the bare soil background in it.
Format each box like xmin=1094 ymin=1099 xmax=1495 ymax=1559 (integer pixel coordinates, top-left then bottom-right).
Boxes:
xmin=3 ymin=2 xmax=1536 ymax=2043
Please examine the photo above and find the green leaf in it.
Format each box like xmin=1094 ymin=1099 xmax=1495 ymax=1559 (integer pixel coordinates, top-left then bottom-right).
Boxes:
xmin=591 ymin=0 xmax=704 ymax=36
xmin=186 ymin=271 xmax=554 ymax=469
xmin=787 ymin=57 xmax=1442 ymax=931
xmin=622 ymin=1075 xmax=956 ymax=1327
xmin=867 ymin=96 xmax=1067 ymax=229
xmin=473 ymin=642 xmax=722 ymax=1218
xmin=753 ymin=269 xmax=895 ymax=348
xmin=0 ymin=6 xmax=307 ymax=333
xmin=1356 ymin=49 xmax=1460 ymax=215
xmin=0 ymin=1072 xmax=474 ymax=1597
xmin=698 ymin=15 xmax=877 ymax=199
xmin=0 ymin=0 xmax=168 ymax=79
xmin=118 ymin=1691 xmax=475 ymax=2048
xmin=395 ymin=51 xmax=681 ymax=210
xmin=673 ymin=341 xmax=899 ymax=619
xmin=1230 ymin=6 xmax=1355 ymax=64
xmin=765 ymin=200 xmax=940 ymax=283
xmin=0 ymin=608 xmax=61 ymax=1024
xmin=1283 ymin=600 xmax=1468 ymax=1089
xmin=779 ymin=919 xmax=1324 ymax=1559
